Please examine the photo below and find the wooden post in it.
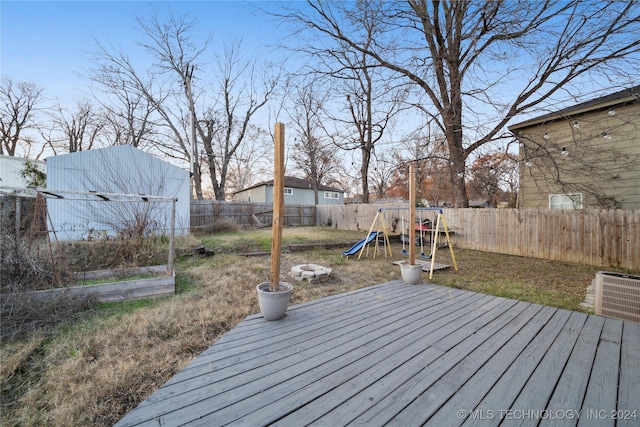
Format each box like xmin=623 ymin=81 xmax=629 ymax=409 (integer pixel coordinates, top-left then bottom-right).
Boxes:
xmin=409 ymin=164 xmax=416 ymax=265
xmin=270 ymin=122 xmax=285 ymax=292
xmin=15 ymin=196 xmax=21 ymax=236
xmin=168 ymin=198 xmax=176 ymax=274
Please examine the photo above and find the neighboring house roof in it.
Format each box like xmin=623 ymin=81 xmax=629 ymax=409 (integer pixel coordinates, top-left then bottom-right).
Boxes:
xmin=234 ymin=176 xmax=344 ymax=194
xmin=509 ymin=85 xmax=640 ymax=131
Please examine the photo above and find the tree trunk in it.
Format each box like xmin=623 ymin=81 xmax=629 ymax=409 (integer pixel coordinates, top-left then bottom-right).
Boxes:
xmin=361 ymin=146 xmax=370 ymax=203
xmin=193 ymin=159 xmax=203 ymax=200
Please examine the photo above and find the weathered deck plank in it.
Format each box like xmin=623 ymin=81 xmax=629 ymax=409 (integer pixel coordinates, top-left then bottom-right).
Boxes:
xmin=347 ymin=301 xmax=541 ymax=427
xmin=539 ymin=315 xmax=605 ymax=427
xmin=137 ymin=289 xmax=487 ymax=426
xmin=155 ymin=282 xmax=420 ymax=390
xmin=577 ymin=318 xmax=623 ymax=427
xmin=618 ymin=321 xmax=640 ymax=427
xmin=460 ymin=308 xmax=573 ymax=426
xmin=274 ymin=301 xmax=538 ymax=426
xmin=251 ymin=298 xmax=520 ymax=427
xmin=115 ymin=282 xmax=639 ymax=427
xmin=134 ymin=285 xmax=472 ymax=416
xmin=506 ymin=312 xmax=589 ymax=427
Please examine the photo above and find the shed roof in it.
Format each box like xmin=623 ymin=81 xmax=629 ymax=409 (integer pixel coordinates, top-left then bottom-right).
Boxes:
xmin=509 ymin=85 xmax=640 ymax=131
xmin=234 ymin=176 xmax=343 ymax=194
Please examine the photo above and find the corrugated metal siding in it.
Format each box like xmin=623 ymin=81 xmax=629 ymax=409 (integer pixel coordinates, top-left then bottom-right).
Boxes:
xmin=46 ymin=145 xmax=190 ymax=240
xmin=0 ymin=155 xmax=46 ymax=188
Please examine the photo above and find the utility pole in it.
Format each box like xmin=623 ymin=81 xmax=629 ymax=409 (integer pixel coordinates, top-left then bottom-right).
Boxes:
xmin=184 ymin=63 xmax=198 ymax=199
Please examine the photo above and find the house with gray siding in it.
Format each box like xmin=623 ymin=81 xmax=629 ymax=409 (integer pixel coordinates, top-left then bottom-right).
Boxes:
xmin=46 ymin=145 xmax=190 ymax=240
xmin=233 ymin=176 xmax=344 ymax=205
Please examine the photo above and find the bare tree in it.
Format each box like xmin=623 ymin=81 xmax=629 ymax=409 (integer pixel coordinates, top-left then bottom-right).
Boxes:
xmin=223 ymin=124 xmax=272 ymax=196
xmin=89 ymin=65 xmax=156 ymax=148
xmin=388 ymin=129 xmax=454 ymax=206
xmin=47 ymin=100 xmax=104 ymax=153
xmin=467 ymin=152 xmax=518 ymax=207
xmin=1 ymin=78 xmax=45 ymax=157
xmin=90 ymin=13 xmax=280 ymax=201
xmin=277 ymin=0 xmax=640 ymax=207
xmin=198 ymin=41 xmax=279 ymax=201
xmin=90 ymin=11 xmax=207 ymax=199
xmin=273 ymin=1 xmax=408 ymax=203
xmin=369 ymin=154 xmax=396 ymax=200
xmin=288 ymin=79 xmax=339 ymax=204
xmin=335 ymin=72 xmax=404 ymax=203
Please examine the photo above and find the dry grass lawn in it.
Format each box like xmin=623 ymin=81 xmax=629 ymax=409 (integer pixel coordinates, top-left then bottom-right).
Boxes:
xmin=1 ymin=226 xmax=630 ymax=426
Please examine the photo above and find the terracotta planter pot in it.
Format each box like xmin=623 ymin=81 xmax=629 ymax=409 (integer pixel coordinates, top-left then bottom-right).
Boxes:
xmin=256 ymin=282 xmax=293 ymax=320
xmin=399 ymin=262 xmax=423 ymax=284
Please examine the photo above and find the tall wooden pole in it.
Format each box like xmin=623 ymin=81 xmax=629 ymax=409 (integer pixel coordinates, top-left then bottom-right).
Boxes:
xmin=409 ymin=163 xmax=416 ymax=265
xmin=270 ymin=122 xmax=285 ymax=292
xmin=185 ymin=64 xmax=196 ymax=199
xmin=168 ymin=198 xmax=176 ymax=274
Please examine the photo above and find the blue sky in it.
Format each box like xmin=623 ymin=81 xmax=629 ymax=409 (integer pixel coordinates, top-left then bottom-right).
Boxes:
xmin=2 ymin=0 xmax=636 ymax=164
xmin=1 ymin=1 xmax=284 ymax=107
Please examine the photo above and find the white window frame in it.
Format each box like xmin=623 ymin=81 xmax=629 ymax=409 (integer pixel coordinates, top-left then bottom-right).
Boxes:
xmin=549 ymin=193 xmax=583 ymax=209
xmin=324 ymin=191 xmax=340 ymax=199
xmin=284 ymin=187 xmax=293 ymax=195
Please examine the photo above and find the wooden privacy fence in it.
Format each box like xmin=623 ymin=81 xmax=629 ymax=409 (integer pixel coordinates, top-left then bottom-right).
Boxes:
xmin=316 ymin=203 xmax=409 ymax=232
xmin=191 ymin=201 xmax=316 ymax=228
xmin=444 ymin=208 xmax=640 ymax=270
xmin=317 ymin=204 xmax=640 ymax=270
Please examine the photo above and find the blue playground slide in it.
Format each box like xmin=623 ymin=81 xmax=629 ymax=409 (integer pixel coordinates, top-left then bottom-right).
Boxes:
xmin=341 ymin=231 xmax=380 ymax=257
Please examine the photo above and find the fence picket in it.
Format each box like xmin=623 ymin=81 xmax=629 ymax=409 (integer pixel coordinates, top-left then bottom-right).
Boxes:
xmin=312 ymin=204 xmax=639 ymax=270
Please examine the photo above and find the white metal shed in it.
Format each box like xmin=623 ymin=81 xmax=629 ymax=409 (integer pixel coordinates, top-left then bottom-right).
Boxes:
xmin=46 ymin=145 xmax=190 ymax=240
xmin=0 ymin=155 xmax=46 ymax=188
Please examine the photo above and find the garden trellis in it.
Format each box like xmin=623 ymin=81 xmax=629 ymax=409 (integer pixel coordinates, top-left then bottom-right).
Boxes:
xmin=0 ymin=186 xmax=178 ymax=273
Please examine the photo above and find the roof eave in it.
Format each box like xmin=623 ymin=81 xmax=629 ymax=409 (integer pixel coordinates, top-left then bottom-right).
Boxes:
xmin=509 ymin=94 xmax=638 ymax=132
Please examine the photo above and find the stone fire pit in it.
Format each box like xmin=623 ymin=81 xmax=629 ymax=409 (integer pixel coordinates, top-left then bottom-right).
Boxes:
xmin=290 ymin=264 xmax=332 ymax=282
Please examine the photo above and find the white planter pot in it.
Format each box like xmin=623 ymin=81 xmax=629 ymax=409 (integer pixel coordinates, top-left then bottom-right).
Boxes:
xmin=400 ymin=262 xmax=423 ymax=284
xmin=256 ymin=282 xmax=293 ymax=320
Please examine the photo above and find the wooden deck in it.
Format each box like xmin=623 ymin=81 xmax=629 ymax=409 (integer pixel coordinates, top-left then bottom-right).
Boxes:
xmin=116 ymin=281 xmax=639 ymax=426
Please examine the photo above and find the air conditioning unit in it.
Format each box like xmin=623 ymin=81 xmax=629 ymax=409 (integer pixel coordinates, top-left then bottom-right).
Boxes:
xmin=594 ymin=271 xmax=640 ymax=322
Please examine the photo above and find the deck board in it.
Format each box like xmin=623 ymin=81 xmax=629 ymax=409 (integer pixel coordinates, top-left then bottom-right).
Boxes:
xmin=618 ymin=321 xmax=640 ymax=427
xmin=540 ymin=315 xmax=605 ymax=427
xmin=578 ymin=318 xmax=623 ymax=427
xmin=116 ymin=282 xmax=639 ymax=427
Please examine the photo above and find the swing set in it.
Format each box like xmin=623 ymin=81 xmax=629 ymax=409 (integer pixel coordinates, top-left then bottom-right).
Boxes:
xmin=401 ymin=210 xmax=434 ymax=258
xmin=356 ymin=206 xmax=458 ymax=279
xmin=350 ymin=163 xmax=457 ymax=279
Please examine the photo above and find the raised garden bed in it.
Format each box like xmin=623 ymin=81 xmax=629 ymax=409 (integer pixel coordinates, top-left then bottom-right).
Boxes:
xmin=1 ymin=265 xmax=175 ymax=307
